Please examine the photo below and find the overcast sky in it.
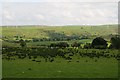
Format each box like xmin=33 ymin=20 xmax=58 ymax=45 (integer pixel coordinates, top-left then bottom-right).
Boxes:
xmin=1 ymin=0 xmax=119 ymax=2
xmin=0 ymin=0 xmax=119 ymax=26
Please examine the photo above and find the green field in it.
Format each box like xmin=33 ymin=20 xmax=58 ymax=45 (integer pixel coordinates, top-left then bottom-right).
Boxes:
xmin=2 ymin=25 xmax=118 ymax=47
xmin=2 ymin=56 xmax=118 ymax=78
xmin=2 ymin=39 xmax=92 ymax=47
xmin=2 ymin=25 xmax=118 ymax=39
xmin=0 ymin=55 xmax=2 ymax=79
xmin=2 ymin=25 xmax=119 ymax=78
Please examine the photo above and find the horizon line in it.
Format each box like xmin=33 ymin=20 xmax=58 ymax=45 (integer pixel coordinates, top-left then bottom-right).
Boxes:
xmin=0 ymin=23 xmax=118 ymax=27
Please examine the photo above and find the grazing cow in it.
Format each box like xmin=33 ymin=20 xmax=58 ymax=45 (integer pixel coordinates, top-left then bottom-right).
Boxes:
xmin=76 ymin=60 xmax=79 ymax=62
xmin=36 ymin=60 xmax=41 ymax=62
xmin=28 ymin=68 xmax=31 ymax=70
xmin=32 ymin=59 xmax=35 ymax=61
xmin=45 ymin=58 xmax=47 ymax=62
xmin=29 ymin=56 xmax=31 ymax=59
xmin=67 ymin=60 xmax=71 ymax=63
xmin=11 ymin=58 xmax=15 ymax=60
xmin=95 ymin=59 xmax=97 ymax=62
xmin=85 ymin=60 xmax=88 ymax=62
xmin=65 ymin=57 xmax=72 ymax=60
xmin=69 ymin=53 xmax=73 ymax=56
xmin=6 ymin=57 xmax=10 ymax=61
xmin=117 ymin=58 xmax=120 ymax=60
xmin=50 ymin=59 xmax=54 ymax=62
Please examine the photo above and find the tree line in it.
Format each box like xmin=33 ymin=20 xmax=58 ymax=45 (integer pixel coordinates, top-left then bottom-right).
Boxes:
xmin=19 ymin=36 xmax=120 ymax=49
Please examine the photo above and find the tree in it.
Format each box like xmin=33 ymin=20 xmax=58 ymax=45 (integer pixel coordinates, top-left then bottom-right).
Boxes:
xmin=91 ymin=37 xmax=107 ymax=49
xmin=57 ymin=42 xmax=69 ymax=48
xmin=19 ymin=39 xmax=26 ymax=48
xmin=57 ymin=49 xmax=65 ymax=57
xmin=49 ymin=43 xmax=57 ymax=47
xmin=71 ymin=42 xmax=81 ymax=47
xmin=109 ymin=36 xmax=120 ymax=49
xmin=84 ymin=43 xmax=92 ymax=49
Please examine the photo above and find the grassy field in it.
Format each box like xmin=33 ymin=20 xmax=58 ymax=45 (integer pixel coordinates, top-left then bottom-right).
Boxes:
xmin=2 ymin=39 xmax=92 ymax=47
xmin=0 ymin=55 xmax=2 ymax=79
xmin=2 ymin=25 xmax=118 ymax=47
xmin=2 ymin=25 xmax=119 ymax=78
xmin=2 ymin=25 xmax=118 ymax=39
xmin=2 ymin=56 xmax=118 ymax=78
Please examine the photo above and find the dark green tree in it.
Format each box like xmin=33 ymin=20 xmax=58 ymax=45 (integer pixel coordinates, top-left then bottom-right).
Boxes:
xmin=49 ymin=43 xmax=57 ymax=47
xmin=110 ymin=36 xmax=120 ymax=49
xmin=91 ymin=37 xmax=107 ymax=49
xmin=71 ymin=42 xmax=81 ymax=47
xmin=57 ymin=42 xmax=69 ymax=48
xmin=84 ymin=43 xmax=92 ymax=49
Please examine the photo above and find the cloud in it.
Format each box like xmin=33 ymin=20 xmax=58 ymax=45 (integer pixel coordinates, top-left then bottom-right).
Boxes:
xmin=34 ymin=14 xmax=45 ymax=20
xmin=2 ymin=2 xmax=118 ymax=26
xmin=3 ymin=10 xmax=14 ymax=20
xmin=2 ymin=0 xmax=119 ymax=2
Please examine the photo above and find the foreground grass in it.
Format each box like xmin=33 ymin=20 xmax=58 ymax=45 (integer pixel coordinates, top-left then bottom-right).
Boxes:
xmin=0 ymin=55 xmax=2 ymax=79
xmin=2 ymin=57 xmax=118 ymax=78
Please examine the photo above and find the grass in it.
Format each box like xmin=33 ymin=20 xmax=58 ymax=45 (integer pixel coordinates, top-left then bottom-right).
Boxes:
xmin=2 ymin=25 xmax=118 ymax=47
xmin=2 ymin=39 xmax=92 ymax=47
xmin=27 ymin=39 xmax=92 ymax=46
xmin=1 ymin=25 xmax=119 ymax=78
xmin=2 ymin=56 xmax=118 ymax=78
xmin=0 ymin=55 xmax=2 ymax=79
xmin=2 ymin=25 xmax=118 ymax=39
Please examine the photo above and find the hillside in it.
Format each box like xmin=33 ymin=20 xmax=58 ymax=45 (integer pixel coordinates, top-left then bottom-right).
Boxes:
xmin=2 ymin=25 xmax=118 ymax=40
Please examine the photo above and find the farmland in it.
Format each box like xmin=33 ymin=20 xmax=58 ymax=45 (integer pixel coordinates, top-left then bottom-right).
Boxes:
xmin=2 ymin=25 xmax=118 ymax=39
xmin=1 ymin=25 xmax=120 ymax=78
xmin=2 ymin=47 xmax=119 ymax=78
xmin=3 ymin=56 xmax=118 ymax=78
xmin=2 ymin=25 xmax=118 ymax=47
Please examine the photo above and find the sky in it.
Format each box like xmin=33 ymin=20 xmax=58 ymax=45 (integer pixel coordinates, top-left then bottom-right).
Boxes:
xmin=1 ymin=0 xmax=119 ymax=2
xmin=0 ymin=0 xmax=119 ymax=26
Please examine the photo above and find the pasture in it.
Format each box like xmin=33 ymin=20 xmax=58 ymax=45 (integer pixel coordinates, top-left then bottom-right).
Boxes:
xmin=2 ymin=55 xmax=118 ymax=78
xmin=1 ymin=25 xmax=119 ymax=78
xmin=2 ymin=25 xmax=118 ymax=47
xmin=2 ymin=39 xmax=92 ymax=47
xmin=2 ymin=25 xmax=118 ymax=39
xmin=2 ymin=47 xmax=119 ymax=78
xmin=0 ymin=55 xmax=2 ymax=79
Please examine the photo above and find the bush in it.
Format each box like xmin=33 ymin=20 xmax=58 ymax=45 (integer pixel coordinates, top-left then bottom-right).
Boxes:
xmin=71 ymin=42 xmax=81 ymax=47
xmin=109 ymin=36 xmax=120 ymax=49
xmin=49 ymin=42 xmax=69 ymax=48
xmin=19 ymin=39 xmax=27 ymax=47
xmin=84 ymin=43 xmax=92 ymax=49
xmin=91 ymin=37 xmax=107 ymax=49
